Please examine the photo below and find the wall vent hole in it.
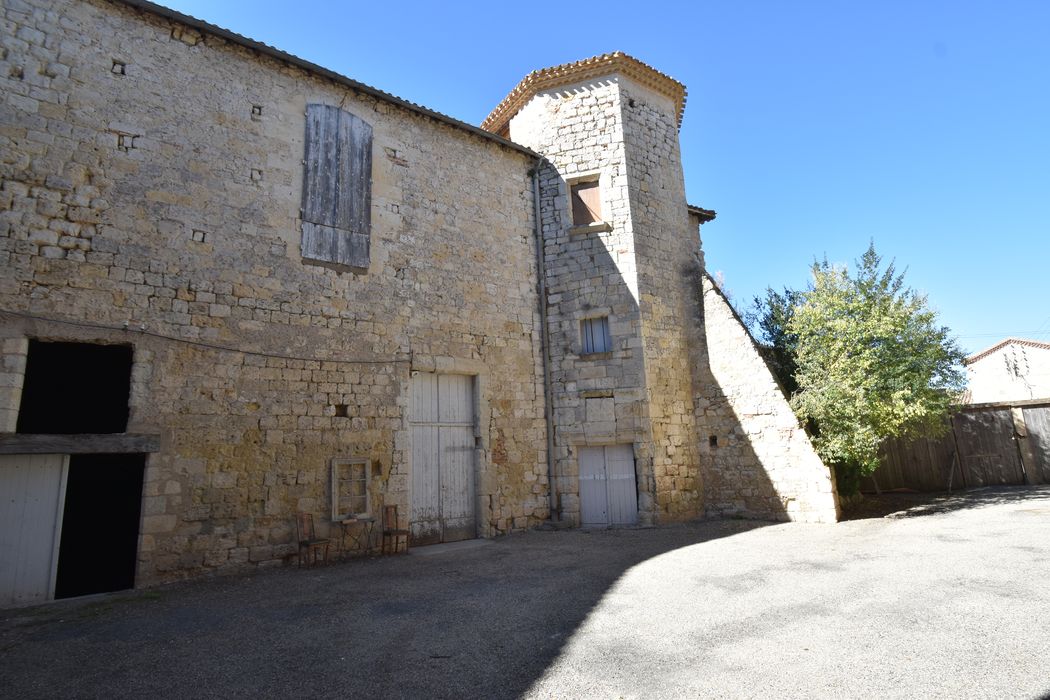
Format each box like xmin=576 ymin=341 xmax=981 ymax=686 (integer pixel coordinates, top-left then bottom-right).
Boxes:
xmin=333 ymin=404 xmax=349 ymax=418
xmin=191 ymin=229 xmax=207 ymax=243
xmin=709 ymin=435 xmax=718 ymax=448
xmin=111 ymin=60 xmax=126 ymax=75
xmin=251 ymin=104 xmax=263 ymax=119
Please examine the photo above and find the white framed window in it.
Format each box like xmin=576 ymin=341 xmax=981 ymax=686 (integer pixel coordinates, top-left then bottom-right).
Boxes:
xmin=581 ymin=316 xmax=612 ymax=354
xmin=331 ymin=457 xmax=371 ymax=520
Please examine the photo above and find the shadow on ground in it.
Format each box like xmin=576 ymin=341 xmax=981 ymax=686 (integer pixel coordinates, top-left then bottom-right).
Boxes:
xmin=0 ymin=520 xmax=770 ymax=699
xmin=843 ymin=484 xmax=1050 ymax=521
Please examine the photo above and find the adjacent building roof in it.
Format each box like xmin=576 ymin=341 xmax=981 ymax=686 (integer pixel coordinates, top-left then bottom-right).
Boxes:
xmin=965 ymin=337 xmax=1050 ymax=365
xmin=482 ymin=52 xmax=688 ymax=136
xmin=113 ymin=0 xmax=538 ymax=158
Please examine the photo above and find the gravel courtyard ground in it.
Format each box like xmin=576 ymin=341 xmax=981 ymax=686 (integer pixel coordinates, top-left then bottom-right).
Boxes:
xmin=2 ymin=486 xmax=1048 ymax=699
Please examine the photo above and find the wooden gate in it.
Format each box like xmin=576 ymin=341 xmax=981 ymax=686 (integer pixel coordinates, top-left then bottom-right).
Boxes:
xmin=953 ymin=409 xmax=1025 ymax=486
xmin=579 ymin=444 xmax=638 ymax=526
xmin=0 ymin=454 xmax=68 ymax=607
xmin=409 ymin=374 xmax=476 ymax=545
xmin=869 ymin=400 xmax=1050 ymax=491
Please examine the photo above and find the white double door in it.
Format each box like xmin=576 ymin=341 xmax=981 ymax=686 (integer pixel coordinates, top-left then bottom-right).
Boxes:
xmin=579 ymin=444 xmax=638 ymax=526
xmin=409 ymin=374 xmax=476 ymax=545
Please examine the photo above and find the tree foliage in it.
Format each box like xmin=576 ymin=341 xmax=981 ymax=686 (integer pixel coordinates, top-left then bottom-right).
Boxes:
xmin=787 ymin=244 xmax=966 ymax=480
xmin=745 ymin=286 xmax=804 ymax=395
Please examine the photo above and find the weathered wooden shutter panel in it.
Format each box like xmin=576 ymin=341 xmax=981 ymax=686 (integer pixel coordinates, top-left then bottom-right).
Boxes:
xmin=571 ymin=181 xmax=602 ymax=225
xmin=301 ymin=104 xmax=372 ymax=269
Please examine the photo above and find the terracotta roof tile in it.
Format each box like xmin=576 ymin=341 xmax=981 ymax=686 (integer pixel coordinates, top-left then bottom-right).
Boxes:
xmin=964 ymin=337 xmax=1050 ymax=365
xmin=482 ymin=52 xmax=687 ymax=135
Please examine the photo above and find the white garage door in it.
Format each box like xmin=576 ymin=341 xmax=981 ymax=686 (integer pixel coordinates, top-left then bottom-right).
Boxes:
xmin=579 ymin=444 xmax=638 ymax=527
xmin=410 ymin=374 xmax=476 ymax=545
xmin=0 ymin=454 xmax=68 ymax=607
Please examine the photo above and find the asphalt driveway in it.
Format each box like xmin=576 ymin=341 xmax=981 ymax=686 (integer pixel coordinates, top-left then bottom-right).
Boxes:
xmin=2 ymin=486 xmax=1048 ymax=699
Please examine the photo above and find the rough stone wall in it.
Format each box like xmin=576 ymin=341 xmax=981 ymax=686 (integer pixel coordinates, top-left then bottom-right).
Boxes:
xmin=0 ymin=0 xmax=548 ymax=583
xmin=697 ymin=276 xmax=840 ymax=523
xmin=508 ymin=79 xmax=656 ymax=524
xmin=618 ymin=79 xmax=705 ymax=521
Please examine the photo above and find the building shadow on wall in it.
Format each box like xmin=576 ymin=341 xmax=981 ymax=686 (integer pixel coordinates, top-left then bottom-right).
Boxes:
xmin=536 ymin=164 xmax=790 ymax=526
xmin=684 ymin=261 xmax=795 ymax=523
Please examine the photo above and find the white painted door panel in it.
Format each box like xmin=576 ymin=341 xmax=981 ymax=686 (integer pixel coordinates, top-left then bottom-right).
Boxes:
xmin=605 ymin=444 xmax=638 ymax=525
xmin=410 ymin=374 xmax=476 ymax=545
xmin=578 ymin=445 xmax=637 ymax=527
xmin=578 ymin=446 xmax=608 ymax=526
xmin=410 ymin=424 xmax=440 ymax=543
xmin=440 ymin=424 xmax=476 ymax=541
xmin=0 ymin=454 xmax=68 ymax=607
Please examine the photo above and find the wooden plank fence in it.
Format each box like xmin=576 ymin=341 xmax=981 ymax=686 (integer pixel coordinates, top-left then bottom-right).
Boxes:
xmin=863 ymin=399 xmax=1050 ymax=492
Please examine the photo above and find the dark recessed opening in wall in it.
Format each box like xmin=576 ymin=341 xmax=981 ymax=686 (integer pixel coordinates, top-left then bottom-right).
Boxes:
xmin=709 ymin=435 xmax=718 ymax=448
xmin=54 ymin=453 xmax=145 ymax=599
xmin=16 ymin=340 xmax=133 ymax=434
xmin=333 ymin=404 xmax=349 ymax=417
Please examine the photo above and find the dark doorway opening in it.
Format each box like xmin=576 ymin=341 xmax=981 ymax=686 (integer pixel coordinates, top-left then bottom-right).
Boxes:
xmin=17 ymin=340 xmax=133 ymax=434
xmin=54 ymin=453 xmax=145 ymax=599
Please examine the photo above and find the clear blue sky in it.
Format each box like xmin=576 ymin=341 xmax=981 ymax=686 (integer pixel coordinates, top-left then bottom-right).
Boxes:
xmin=163 ymin=0 xmax=1050 ymax=355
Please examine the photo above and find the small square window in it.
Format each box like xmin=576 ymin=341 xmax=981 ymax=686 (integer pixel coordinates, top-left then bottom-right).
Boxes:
xmin=581 ymin=316 xmax=612 ymax=354
xmin=570 ymin=180 xmax=602 ymax=226
xmin=331 ymin=457 xmax=371 ymax=520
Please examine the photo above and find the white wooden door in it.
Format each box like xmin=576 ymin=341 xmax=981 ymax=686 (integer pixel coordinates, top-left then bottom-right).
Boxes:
xmin=410 ymin=374 xmax=476 ymax=545
xmin=0 ymin=454 xmax=69 ymax=607
xmin=578 ymin=444 xmax=637 ymax=527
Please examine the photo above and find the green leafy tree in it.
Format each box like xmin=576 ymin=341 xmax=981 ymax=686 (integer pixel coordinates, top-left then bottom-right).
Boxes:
xmin=788 ymin=243 xmax=966 ymax=489
xmin=745 ymin=286 xmax=804 ymax=395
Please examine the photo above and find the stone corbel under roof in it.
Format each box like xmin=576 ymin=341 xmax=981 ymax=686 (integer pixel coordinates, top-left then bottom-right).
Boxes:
xmin=482 ymin=51 xmax=687 ymax=137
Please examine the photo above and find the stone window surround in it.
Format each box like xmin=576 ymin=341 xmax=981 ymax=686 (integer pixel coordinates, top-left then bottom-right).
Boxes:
xmin=578 ymin=309 xmax=613 ymax=357
xmin=565 ymin=171 xmax=612 ymax=236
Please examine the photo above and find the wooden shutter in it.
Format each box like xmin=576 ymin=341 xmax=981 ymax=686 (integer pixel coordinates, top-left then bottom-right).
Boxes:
xmin=571 ymin=181 xmax=602 ymax=225
xmin=301 ymin=104 xmax=373 ymax=269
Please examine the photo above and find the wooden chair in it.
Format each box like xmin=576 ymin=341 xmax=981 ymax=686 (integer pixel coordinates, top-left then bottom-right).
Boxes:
xmin=296 ymin=512 xmax=330 ymax=567
xmin=381 ymin=504 xmax=410 ymax=554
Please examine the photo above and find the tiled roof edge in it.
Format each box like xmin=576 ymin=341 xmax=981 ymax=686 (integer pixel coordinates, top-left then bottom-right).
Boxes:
xmin=111 ymin=0 xmax=539 ymax=159
xmin=965 ymin=337 xmax=1050 ymax=365
xmin=482 ymin=51 xmax=687 ymax=135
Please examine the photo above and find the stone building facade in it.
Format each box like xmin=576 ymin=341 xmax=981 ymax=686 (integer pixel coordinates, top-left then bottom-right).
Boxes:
xmin=0 ymin=0 xmax=838 ymax=605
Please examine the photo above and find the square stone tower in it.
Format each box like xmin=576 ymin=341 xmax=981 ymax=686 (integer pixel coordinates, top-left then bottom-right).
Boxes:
xmin=485 ymin=53 xmax=840 ymax=526
xmin=485 ymin=53 xmax=708 ymax=525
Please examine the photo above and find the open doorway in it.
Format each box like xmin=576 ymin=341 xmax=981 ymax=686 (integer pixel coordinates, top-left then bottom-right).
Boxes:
xmin=54 ymin=454 xmax=145 ymax=599
xmin=17 ymin=340 xmax=133 ymax=434
xmin=6 ymin=339 xmax=145 ymax=602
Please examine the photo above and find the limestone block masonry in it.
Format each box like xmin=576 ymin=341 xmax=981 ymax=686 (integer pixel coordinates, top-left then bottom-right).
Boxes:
xmin=1 ymin=0 xmax=547 ymax=585
xmin=495 ymin=55 xmax=839 ymax=525
xmin=0 ymin=0 xmax=838 ymax=595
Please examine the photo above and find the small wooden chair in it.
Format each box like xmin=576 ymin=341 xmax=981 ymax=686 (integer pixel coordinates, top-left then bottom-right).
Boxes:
xmin=381 ymin=504 xmax=410 ymax=554
xmin=296 ymin=512 xmax=330 ymax=567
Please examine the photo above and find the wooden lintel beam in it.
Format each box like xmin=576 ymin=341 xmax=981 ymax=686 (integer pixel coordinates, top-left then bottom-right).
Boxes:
xmin=0 ymin=433 xmax=161 ymax=455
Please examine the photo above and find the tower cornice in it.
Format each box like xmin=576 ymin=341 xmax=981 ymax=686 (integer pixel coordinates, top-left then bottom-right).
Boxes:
xmin=482 ymin=52 xmax=687 ymax=136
